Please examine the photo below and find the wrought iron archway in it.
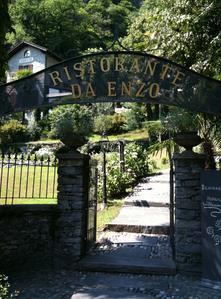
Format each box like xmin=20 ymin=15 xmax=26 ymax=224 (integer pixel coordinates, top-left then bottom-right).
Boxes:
xmin=0 ymin=51 xmax=221 ymax=116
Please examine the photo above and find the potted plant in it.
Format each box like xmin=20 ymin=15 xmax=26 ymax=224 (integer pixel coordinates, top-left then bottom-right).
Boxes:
xmin=163 ymin=107 xmax=202 ymax=151
xmin=52 ymin=105 xmax=92 ymax=151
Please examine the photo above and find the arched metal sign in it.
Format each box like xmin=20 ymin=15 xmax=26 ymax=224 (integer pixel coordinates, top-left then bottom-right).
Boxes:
xmin=0 ymin=51 xmax=221 ymax=115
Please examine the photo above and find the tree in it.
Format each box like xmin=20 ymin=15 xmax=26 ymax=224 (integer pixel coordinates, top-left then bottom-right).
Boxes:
xmin=123 ymin=0 xmax=221 ymax=157
xmin=123 ymin=0 xmax=221 ymax=77
xmin=0 ymin=0 xmax=13 ymax=82
xmin=123 ymin=103 xmax=147 ymax=131
xmin=48 ymin=105 xmax=92 ymax=139
xmin=8 ymin=0 xmax=138 ymax=58
xmin=196 ymin=114 xmax=221 ymax=169
xmin=8 ymin=0 xmax=91 ymax=58
xmin=84 ymin=0 xmax=137 ymax=49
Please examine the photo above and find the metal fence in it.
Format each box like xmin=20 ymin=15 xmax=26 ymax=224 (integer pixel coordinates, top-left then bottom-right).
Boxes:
xmin=0 ymin=152 xmax=58 ymax=204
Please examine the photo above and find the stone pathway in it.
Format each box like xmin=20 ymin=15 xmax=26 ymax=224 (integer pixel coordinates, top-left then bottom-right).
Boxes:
xmin=94 ymin=232 xmax=172 ymax=260
xmin=10 ymin=269 xmax=221 ymax=298
xmin=106 ymin=170 xmax=170 ymax=234
xmin=80 ymin=169 xmax=174 ymax=274
xmin=124 ymin=170 xmax=170 ymax=207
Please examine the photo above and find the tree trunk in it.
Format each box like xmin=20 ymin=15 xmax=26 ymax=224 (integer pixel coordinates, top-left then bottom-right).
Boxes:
xmin=145 ymin=104 xmax=153 ymax=120
xmin=154 ymin=104 xmax=159 ymax=120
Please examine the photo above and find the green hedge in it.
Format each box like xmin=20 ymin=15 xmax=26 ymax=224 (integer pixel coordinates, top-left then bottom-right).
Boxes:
xmin=93 ymin=114 xmax=125 ymax=135
xmin=0 ymin=120 xmax=29 ymax=144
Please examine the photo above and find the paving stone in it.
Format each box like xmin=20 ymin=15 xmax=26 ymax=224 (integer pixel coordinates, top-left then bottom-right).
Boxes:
xmin=10 ymin=269 xmax=221 ymax=299
xmin=109 ymin=206 xmax=170 ymax=227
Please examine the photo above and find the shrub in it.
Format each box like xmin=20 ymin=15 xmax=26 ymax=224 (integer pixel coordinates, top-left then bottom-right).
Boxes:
xmin=93 ymin=114 xmax=125 ymax=135
xmin=111 ymin=113 xmax=125 ymax=133
xmin=143 ymin=120 xmax=165 ymax=143
xmin=123 ymin=103 xmax=146 ymax=131
xmin=49 ymin=105 xmax=92 ymax=139
xmin=163 ymin=107 xmax=197 ymax=133
xmin=124 ymin=143 xmax=149 ymax=179
xmin=93 ymin=115 xmax=114 ymax=135
xmin=105 ymin=153 xmax=136 ymax=199
xmin=107 ymin=167 xmax=135 ymax=198
xmin=96 ymin=142 xmax=149 ymax=201
xmin=0 ymin=274 xmax=17 ymax=298
xmin=14 ymin=69 xmax=32 ymax=80
xmin=0 ymin=120 xmax=29 ymax=144
xmin=149 ymin=159 xmax=158 ymax=172
xmin=27 ymin=121 xmax=42 ymax=141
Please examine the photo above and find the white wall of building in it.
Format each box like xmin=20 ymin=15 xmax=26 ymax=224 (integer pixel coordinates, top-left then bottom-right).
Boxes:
xmin=7 ymin=46 xmax=46 ymax=82
xmin=6 ymin=44 xmax=61 ymax=124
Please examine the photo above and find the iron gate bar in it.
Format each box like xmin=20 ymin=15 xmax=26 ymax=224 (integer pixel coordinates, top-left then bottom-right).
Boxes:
xmin=18 ymin=154 xmax=24 ymax=198
xmin=0 ymin=154 xmax=4 ymax=198
xmin=93 ymin=166 xmax=98 ymax=242
xmin=86 ymin=160 xmax=98 ymax=252
xmin=11 ymin=153 xmax=17 ymax=204
xmin=52 ymin=157 xmax=57 ymax=198
xmin=45 ymin=156 xmax=50 ymax=198
xmin=5 ymin=153 xmax=11 ymax=203
xmin=32 ymin=155 xmax=37 ymax=198
xmin=169 ymin=157 xmax=175 ymax=260
xmin=39 ymin=156 xmax=43 ymax=198
xmin=25 ymin=155 xmax=30 ymax=198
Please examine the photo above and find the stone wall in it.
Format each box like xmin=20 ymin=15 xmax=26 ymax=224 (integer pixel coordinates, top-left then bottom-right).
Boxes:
xmin=0 ymin=146 xmax=207 ymax=275
xmin=0 ymin=205 xmax=59 ymax=271
xmin=0 ymin=150 xmax=90 ymax=271
xmin=174 ymin=151 xmax=205 ymax=274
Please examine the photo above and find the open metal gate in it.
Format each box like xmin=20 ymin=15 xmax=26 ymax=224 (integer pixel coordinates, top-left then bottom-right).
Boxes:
xmin=169 ymin=158 xmax=175 ymax=260
xmin=85 ymin=160 xmax=98 ymax=252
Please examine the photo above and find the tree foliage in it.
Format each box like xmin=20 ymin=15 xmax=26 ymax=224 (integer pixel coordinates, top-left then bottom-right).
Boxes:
xmin=123 ymin=0 xmax=221 ymax=77
xmin=8 ymin=0 xmax=221 ymax=75
xmin=14 ymin=69 xmax=32 ymax=80
xmin=123 ymin=103 xmax=147 ymax=131
xmin=0 ymin=119 xmax=29 ymax=144
xmin=0 ymin=0 xmax=13 ymax=82
xmin=48 ymin=105 xmax=92 ymax=138
xmin=8 ymin=0 xmax=137 ymax=58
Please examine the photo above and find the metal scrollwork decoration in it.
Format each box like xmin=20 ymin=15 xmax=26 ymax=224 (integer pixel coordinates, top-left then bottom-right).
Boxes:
xmin=83 ymin=0 xmax=131 ymax=51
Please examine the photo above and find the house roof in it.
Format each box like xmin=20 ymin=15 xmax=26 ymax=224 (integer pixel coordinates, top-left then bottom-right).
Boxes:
xmin=8 ymin=41 xmax=62 ymax=61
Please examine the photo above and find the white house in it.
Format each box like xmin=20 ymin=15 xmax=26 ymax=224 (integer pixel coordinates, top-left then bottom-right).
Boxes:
xmin=7 ymin=41 xmax=61 ymax=82
xmin=6 ymin=41 xmax=62 ymax=124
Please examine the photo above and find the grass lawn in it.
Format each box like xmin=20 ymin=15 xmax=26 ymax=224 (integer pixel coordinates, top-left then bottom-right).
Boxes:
xmin=90 ymin=128 xmax=148 ymax=142
xmin=149 ymin=147 xmax=170 ymax=171
xmin=0 ymin=165 xmax=57 ymax=205
xmin=3 ymin=198 xmax=57 ymax=205
xmin=22 ymin=129 xmax=148 ymax=144
xmin=97 ymin=200 xmax=123 ymax=232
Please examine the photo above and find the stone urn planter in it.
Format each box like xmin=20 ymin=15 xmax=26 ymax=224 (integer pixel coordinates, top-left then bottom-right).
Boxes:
xmin=173 ymin=131 xmax=202 ymax=151
xmin=60 ymin=134 xmax=87 ymax=150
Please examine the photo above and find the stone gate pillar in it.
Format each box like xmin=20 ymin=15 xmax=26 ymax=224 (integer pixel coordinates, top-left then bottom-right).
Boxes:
xmin=55 ymin=150 xmax=90 ymax=265
xmin=173 ymin=151 xmax=205 ymax=274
